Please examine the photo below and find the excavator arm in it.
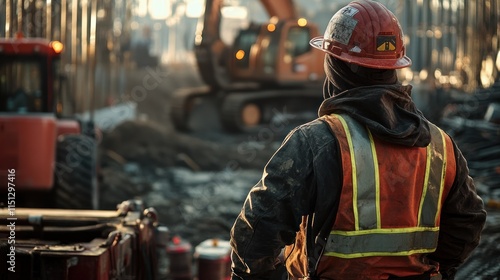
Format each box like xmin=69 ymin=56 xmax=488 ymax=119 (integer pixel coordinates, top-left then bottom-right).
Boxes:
xmin=195 ymin=0 xmax=301 ymax=89
xmin=261 ymin=0 xmax=298 ymax=20
xmin=194 ymin=0 xmax=229 ymax=89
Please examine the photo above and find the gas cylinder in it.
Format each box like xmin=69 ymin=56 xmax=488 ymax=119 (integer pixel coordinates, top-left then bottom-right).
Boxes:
xmin=167 ymin=235 xmax=193 ymax=280
xmin=156 ymin=225 xmax=170 ymax=278
xmin=194 ymin=239 xmax=231 ymax=280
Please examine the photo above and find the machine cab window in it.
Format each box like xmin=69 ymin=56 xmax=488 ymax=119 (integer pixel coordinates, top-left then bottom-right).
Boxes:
xmin=233 ymin=26 xmax=260 ymax=69
xmin=285 ymin=26 xmax=311 ymax=59
xmin=0 ymin=57 xmax=45 ymax=113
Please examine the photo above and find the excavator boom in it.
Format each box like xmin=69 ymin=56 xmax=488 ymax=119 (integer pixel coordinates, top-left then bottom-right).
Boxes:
xmin=194 ymin=0 xmax=227 ymax=89
xmin=261 ymin=0 xmax=298 ymax=20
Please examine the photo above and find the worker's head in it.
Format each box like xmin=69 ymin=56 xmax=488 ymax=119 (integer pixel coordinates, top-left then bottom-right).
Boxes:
xmin=310 ymin=0 xmax=412 ymax=97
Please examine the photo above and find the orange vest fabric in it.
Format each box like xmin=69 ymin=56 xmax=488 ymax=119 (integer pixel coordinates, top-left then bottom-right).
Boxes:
xmin=285 ymin=114 xmax=457 ymax=280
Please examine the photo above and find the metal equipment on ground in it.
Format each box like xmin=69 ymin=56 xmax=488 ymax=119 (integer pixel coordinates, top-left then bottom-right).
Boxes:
xmin=0 ymin=199 xmax=162 ymax=280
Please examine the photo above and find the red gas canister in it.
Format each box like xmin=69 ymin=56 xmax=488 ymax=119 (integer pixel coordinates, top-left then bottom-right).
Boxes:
xmin=167 ymin=235 xmax=193 ymax=280
xmin=195 ymin=239 xmax=231 ymax=280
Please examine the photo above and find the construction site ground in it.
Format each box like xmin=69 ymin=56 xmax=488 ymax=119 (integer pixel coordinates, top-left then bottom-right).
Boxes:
xmin=97 ymin=64 xmax=500 ymax=279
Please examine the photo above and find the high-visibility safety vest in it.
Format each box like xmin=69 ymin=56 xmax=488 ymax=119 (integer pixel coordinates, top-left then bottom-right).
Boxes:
xmin=286 ymin=114 xmax=457 ymax=280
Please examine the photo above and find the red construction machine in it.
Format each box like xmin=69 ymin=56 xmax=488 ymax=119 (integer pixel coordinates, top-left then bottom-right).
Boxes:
xmin=0 ymin=36 xmax=99 ymax=209
xmin=171 ymin=0 xmax=325 ymax=132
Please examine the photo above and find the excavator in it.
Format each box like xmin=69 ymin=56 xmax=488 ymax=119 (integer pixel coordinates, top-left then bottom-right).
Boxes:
xmin=171 ymin=0 xmax=326 ymax=132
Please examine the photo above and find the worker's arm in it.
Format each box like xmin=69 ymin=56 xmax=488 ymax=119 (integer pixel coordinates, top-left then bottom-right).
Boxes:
xmin=428 ymin=141 xmax=487 ymax=279
xmin=230 ymin=120 xmax=338 ymax=280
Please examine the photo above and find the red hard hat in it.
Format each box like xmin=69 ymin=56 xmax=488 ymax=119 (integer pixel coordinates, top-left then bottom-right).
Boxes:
xmin=310 ymin=0 xmax=411 ymax=69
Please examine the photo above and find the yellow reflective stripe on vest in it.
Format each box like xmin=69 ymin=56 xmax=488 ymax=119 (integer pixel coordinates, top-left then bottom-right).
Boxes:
xmin=418 ymin=123 xmax=447 ymax=227
xmin=325 ymin=115 xmax=446 ymax=258
xmin=337 ymin=115 xmax=380 ymax=230
xmin=324 ymin=227 xmax=440 ymax=258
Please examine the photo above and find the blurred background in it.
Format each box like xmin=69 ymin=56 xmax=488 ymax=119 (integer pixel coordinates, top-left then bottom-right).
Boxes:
xmin=1 ymin=0 xmax=498 ymax=115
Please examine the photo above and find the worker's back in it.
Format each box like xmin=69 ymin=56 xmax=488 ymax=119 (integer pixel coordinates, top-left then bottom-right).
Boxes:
xmin=316 ymin=114 xmax=455 ymax=279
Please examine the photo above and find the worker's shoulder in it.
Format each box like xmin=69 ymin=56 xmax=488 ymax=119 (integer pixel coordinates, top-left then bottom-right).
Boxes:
xmin=292 ymin=118 xmax=337 ymax=149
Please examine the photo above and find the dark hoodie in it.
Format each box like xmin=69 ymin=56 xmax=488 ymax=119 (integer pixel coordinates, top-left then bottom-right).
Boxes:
xmin=230 ymin=59 xmax=486 ymax=280
xmin=319 ymin=84 xmax=431 ymax=147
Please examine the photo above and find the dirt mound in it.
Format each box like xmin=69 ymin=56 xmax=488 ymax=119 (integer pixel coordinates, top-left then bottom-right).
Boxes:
xmin=100 ymin=119 xmax=276 ymax=171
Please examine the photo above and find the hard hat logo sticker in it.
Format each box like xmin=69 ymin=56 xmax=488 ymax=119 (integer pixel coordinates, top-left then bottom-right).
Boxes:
xmin=376 ymin=36 xmax=396 ymax=51
xmin=324 ymin=6 xmax=359 ymax=45
xmin=326 ymin=15 xmax=358 ymax=45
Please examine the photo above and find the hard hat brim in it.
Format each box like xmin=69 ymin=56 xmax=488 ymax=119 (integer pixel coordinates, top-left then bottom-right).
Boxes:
xmin=310 ymin=37 xmax=412 ymax=70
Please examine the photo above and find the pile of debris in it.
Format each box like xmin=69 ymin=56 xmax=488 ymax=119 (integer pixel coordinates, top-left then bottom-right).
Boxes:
xmin=439 ymin=83 xmax=500 ymax=206
xmin=439 ymin=82 xmax=500 ymax=278
xmin=96 ymin=119 xmax=277 ymax=245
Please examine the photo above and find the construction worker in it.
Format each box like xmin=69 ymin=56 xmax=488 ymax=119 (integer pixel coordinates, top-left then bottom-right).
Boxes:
xmin=229 ymin=1 xmax=486 ymax=279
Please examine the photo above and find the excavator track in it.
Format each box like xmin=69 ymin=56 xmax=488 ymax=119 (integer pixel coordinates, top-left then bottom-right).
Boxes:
xmin=171 ymin=85 xmax=324 ymax=133
xmin=220 ymin=87 xmax=324 ymax=132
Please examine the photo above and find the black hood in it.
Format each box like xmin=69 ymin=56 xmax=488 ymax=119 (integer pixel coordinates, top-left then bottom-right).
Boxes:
xmin=318 ymin=84 xmax=431 ymax=147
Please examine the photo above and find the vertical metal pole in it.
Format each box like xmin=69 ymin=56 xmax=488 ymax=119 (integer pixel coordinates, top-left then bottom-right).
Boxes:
xmin=71 ymin=0 xmax=79 ymax=112
xmin=457 ymin=0 xmax=464 ymax=66
xmin=32 ymin=0 xmax=36 ymax=37
xmin=496 ymin=0 xmax=500 ymax=82
xmin=61 ymin=0 xmax=67 ymax=54
xmin=59 ymin=0 xmax=70 ymax=114
xmin=81 ymin=0 xmax=88 ymax=63
xmin=438 ymin=0 xmax=443 ymax=72
xmin=71 ymin=0 xmax=78 ymax=65
xmin=89 ymin=0 xmax=98 ymax=210
xmin=71 ymin=0 xmax=78 ymax=66
xmin=422 ymin=0 xmax=429 ymax=72
xmin=447 ymin=0 xmax=453 ymax=71
xmin=471 ymin=0 xmax=478 ymax=89
xmin=17 ymin=0 xmax=23 ymax=36
xmin=89 ymin=0 xmax=97 ymax=121
xmin=412 ymin=1 xmax=419 ymax=70
xmin=431 ymin=0 xmax=439 ymax=72
xmin=81 ymin=0 xmax=89 ymax=114
xmin=5 ymin=0 xmax=12 ymax=37
xmin=46 ymin=0 xmax=52 ymax=39
xmin=475 ymin=0 xmax=482 ymax=87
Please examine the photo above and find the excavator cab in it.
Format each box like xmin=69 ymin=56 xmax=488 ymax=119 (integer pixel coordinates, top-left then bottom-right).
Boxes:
xmin=230 ymin=18 xmax=323 ymax=86
xmin=229 ymin=23 xmax=261 ymax=83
